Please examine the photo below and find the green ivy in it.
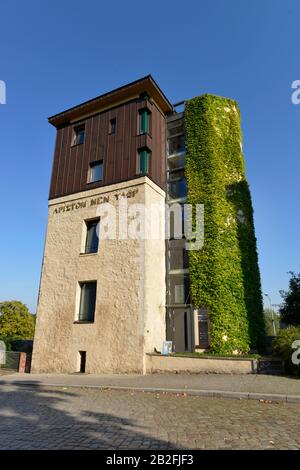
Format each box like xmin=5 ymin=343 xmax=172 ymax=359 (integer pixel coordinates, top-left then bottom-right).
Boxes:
xmin=185 ymin=94 xmax=265 ymax=354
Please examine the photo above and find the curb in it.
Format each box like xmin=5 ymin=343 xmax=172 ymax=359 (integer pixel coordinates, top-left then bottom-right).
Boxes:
xmin=2 ymin=380 xmax=300 ymax=403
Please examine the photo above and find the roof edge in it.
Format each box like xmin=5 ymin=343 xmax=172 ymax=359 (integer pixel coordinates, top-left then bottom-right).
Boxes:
xmin=48 ymin=75 xmax=173 ymax=127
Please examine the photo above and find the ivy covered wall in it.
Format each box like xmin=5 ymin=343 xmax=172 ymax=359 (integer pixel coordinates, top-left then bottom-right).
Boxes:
xmin=185 ymin=94 xmax=264 ymax=353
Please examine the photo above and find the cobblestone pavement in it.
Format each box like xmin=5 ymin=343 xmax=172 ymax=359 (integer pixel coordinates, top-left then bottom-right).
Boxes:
xmin=0 ymin=384 xmax=299 ymax=450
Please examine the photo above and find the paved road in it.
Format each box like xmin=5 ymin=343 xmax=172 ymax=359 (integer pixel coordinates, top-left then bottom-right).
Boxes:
xmin=0 ymin=383 xmax=299 ymax=450
xmin=3 ymin=372 xmax=300 ymax=397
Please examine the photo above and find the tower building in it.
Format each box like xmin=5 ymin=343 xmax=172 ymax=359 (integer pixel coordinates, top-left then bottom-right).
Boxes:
xmin=32 ymin=76 xmax=264 ymax=374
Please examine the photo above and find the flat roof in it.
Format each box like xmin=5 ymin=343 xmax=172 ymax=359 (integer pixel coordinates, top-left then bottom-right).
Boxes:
xmin=48 ymin=75 xmax=173 ymax=127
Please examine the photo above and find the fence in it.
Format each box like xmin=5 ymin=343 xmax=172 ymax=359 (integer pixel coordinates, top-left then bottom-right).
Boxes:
xmin=0 ymin=351 xmax=29 ymax=373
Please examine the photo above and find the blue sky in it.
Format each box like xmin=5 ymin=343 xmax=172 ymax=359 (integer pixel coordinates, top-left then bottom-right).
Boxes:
xmin=0 ymin=0 xmax=299 ymax=312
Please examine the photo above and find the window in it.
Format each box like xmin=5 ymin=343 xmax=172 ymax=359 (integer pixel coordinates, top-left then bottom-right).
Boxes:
xmin=84 ymin=219 xmax=99 ymax=254
xmin=169 ymin=240 xmax=189 ymax=271
xmin=167 ymin=153 xmax=185 ymax=171
xmin=167 ymin=134 xmax=185 ymax=156
xmin=137 ymin=149 xmax=150 ymax=175
xmin=169 ymin=274 xmax=190 ymax=305
xmin=73 ymin=125 xmax=85 ymax=145
xmin=109 ymin=118 xmax=116 ymax=134
xmin=168 ymin=170 xmax=187 ymax=201
xmin=167 ymin=119 xmax=184 ymax=138
xmin=78 ymin=351 xmax=86 ymax=373
xmin=78 ymin=282 xmax=97 ymax=322
xmin=89 ymin=160 xmax=103 ymax=183
xmin=139 ymin=108 xmax=150 ymax=134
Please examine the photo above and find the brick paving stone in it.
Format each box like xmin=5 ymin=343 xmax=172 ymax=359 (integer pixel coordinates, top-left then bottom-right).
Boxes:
xmin=0 ymin=384 xmax=299 ymax=450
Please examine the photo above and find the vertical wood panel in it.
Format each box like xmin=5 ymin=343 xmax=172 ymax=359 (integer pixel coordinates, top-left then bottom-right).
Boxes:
xmin=49 ymin=97 xmax=167 ymax=199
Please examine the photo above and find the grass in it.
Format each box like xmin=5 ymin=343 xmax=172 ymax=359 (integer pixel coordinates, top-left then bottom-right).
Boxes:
xmin=173 ymin=351 xmax=261 ymax=360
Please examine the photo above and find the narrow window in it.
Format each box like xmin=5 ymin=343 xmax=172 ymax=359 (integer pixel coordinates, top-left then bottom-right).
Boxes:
xmin=138 ymin=149 xmax=150 ymax=175
xmin=78 ymin=351 xmax=86 ymax=373
xmin=85 ymin=219 xmax=99 ymax=254
xmin=139 ymin=109 xmax=150 ymax=134
xmin=78 ymin=282 xmax=97 ymax=322
xmin=73 ymin=125 xmax=85 ymax=145
xmin=184 ymin=312 xmax=188 ymax=350
xmin=89 ymin=160 xmax=103 ymax=183
xmin=109 ymin=118 xmax=116 ymax=134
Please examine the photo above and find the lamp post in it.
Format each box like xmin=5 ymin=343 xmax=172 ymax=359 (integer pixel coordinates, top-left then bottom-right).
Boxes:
xmin=264 ymin=293 xmax=277 ymax=336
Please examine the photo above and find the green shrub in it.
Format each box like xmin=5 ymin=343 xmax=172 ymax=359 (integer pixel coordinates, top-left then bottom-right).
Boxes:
xmin=185 ymin=94 xmax=265 ymax=354
xmin=272 ymin=326 xmax=300 ymax=375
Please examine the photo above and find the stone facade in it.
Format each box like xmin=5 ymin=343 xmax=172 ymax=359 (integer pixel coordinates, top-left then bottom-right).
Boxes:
xmin=146 ymin=354 xmax=257 ymax=374
xmin=32 ymin=177 xmax=166 ymax=374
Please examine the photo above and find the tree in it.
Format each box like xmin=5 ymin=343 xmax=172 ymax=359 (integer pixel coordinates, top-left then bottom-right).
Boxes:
xmin=0 ymin=301 xmax=35 ymax=344
xmin=264 ymin=308 xmax=280 ymax=336
xmin=280 ymin=272 xmax=300 ymax=326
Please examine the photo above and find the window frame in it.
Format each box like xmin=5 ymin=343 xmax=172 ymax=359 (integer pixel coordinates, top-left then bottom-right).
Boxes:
xmin=88 ymin=160 xmax=104 ymax=184
xmin=137 ymin=148 xmax=150 ymax=175
xmin=138 ymin=108 xmax=151 ymax=135
xmin=76 ymin=281 xmax=97 ymax=323
xmin=109 ymin=118 xmax=116 ymax=134
xmin=72 ymin=124 xmax=85 ymax=146
xmin=83 ymin=218 xmax=100 ymax=254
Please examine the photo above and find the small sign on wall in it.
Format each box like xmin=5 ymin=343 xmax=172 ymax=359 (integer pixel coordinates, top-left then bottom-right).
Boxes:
xmin=161 ymin=340 xmax=172 ymax=356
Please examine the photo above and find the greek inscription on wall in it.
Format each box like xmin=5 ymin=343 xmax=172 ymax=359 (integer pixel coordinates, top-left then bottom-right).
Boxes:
xmin=53 ymin=188 xmax=139 ymax=215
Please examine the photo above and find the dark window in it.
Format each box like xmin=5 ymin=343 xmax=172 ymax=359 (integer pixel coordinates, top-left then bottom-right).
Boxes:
xmin=167 ymin=119 xmax=184 ymax=137
xmin=167 ymin=153 xmax=185 ymax=171
xmin=167 ymin=135 xmax=185 ymax=155
xmin=78 ymin=282 xmax=97 ymax=322
xmin=138 ymin=149 xmax=150 ymax=175
xmin=89 ymin=160 xmax=103 ymax=183
xmin=73 ymin=125 xmax=85 ymax=145
xmin=169 ymin=240 xmax=189 ymax=270
xmin=109 ymin=118 xmax=116 ymax=134
xmin=85 ymin=219 xmax=99 ymax=254
xmin=168 ymin=170 xmax=187 ymax=200
xmin=184 ymin=312 xmax=188 ymax=350
xmin=169 ymin=274 xmax=190 ymax=305
xmin=78 ymin=351 xmax=86 ymax=373
xmin=139 ymin=109 xmax=150 ymax=134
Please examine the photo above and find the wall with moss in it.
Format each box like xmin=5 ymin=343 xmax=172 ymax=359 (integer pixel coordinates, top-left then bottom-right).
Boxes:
xmin=185 ymin=94 xmax=264 ymax=354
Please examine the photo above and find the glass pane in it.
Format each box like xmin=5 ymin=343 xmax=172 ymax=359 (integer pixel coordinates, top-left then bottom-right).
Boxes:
xmin=85 ymin=220 xmax=99 ymax=253
xmin=168 ymin=177 xmax=187 ymax=200
xmin=139 ymin=109 xmax=149 ymax=134
xmin=169 ymin=240 xmax=189 ymax=270
xmin=167 ymin=120 xmax=184 ymax=137
xmin=167 ymin=135 xmax=185 ymax=155
xmin=167 ymin=153 xmax=185 ymax=171
xmin=175 ymin=285 xmax=184 ymax=304
xmin=79 ymin=282 xmax=96 ymax=321
xmin=110 ymin=119 xmax=116 ymax=133
xmin=74 ymin=126 xmax=85 ymax=145
xmin=169 ymin=274 xmax=190 ymax=305
xmin=139 ymin=150 xmax=149 ymax=174
xmin=168 ymin=169 xmax=185 ymax=181
xmin=90 ymin=162 xmax=103 ymax=182
xmin=77 ymin=129 xmax=85 ymax=144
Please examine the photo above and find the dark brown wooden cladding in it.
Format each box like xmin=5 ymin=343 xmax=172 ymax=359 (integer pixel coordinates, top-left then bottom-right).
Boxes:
xmin=49 ymin=98 xmax=166 ymax=199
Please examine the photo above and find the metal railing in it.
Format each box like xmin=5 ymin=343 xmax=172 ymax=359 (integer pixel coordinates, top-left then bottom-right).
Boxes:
xmin=0 ymin=351 xmax=21 ymax=372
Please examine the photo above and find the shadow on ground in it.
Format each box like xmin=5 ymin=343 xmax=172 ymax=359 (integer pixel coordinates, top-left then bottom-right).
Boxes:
xmin=0 ymin=381 xmax=179 ymax=450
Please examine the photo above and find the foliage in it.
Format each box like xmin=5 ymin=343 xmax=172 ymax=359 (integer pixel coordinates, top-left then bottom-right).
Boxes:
xmin=0 ymin=301 xmax=35 ymax=348
xmin=279 ymin=271 xmax=300 ymax=326
xmin=174 ymin=352 xmax=260 ymax=359
xmin=185 ymin=94 xmax=265 ymax=354
xmin=272 ymin=326 xmax=300 ymax=375
xmin=264 ymin=308 xmax=280 ymax=336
